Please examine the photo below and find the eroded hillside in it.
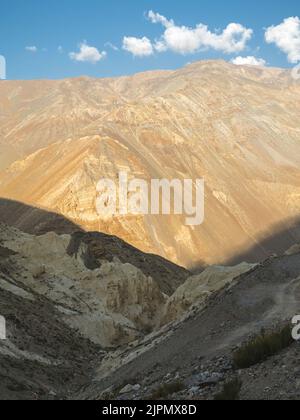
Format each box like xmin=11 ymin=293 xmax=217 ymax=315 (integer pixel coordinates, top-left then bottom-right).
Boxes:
xmin=1 ymin=222 xmax=299 ymax=400
xmin=0 ymin=61 xmax=300 ymax=268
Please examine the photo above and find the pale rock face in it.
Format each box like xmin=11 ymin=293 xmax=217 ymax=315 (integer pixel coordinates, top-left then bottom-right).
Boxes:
xmin=103 ymin=262 xmax=166 ymax=327
xmin=161 ymin=263 xmax=256 ymax=325
xmin=0 ymin=222 xmax=255 ymax=347
xmin=0 ymin=224 xmax=166 ymax=348
xmin=285 ymin=244 xmax=300 ymax=256
xmin=0 ymin=61 xmax=300 ymax=268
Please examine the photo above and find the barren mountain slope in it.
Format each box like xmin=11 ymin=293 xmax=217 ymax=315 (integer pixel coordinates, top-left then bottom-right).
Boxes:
xmin=0 ymin=221 xmax=245 ymax=399
xmin=0 ymin=61 xmax=300 ymax=268
xmin=0 ymin=222 xmax=190 ymax=349
xmin=78 ymin=249 xmax=300 ymax=401
xmin=1 ymin=221 xmax=300 ymax=400
xmin=0 ymin=236 xmax=101 ymax=400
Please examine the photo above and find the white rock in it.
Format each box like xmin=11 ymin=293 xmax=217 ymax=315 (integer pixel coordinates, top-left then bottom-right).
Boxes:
xmin=161 ymin=263 xmax=256 ymax=325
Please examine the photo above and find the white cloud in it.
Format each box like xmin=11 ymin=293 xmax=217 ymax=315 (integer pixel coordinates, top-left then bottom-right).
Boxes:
xmin=122 ymin=36 xmax=154 ymax=57
xmin=153 ymin=40 xmax=168 ymax=53
xmin=25 ymin=46 xmax=38 ymax=53
xmin=69 ymin=42 xmax=107 ymax=63
xmin=148 ymin=11 xmax=253 ymax=55
xmin=265 ymin=17 xmax=300 ymax=63
xmin=232 ymin=56 xmax=266 ymax=66
xmin=148 ymin=10 xmax=174 ymax=28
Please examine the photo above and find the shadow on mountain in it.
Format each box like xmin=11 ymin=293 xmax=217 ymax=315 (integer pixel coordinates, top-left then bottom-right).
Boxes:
xmin=0 ymin=197 xmax=81 ymax=235
xmin=0 ymin=198 xmax=189 ymax=295
xmin=0 ymin=197 xmax=300 ymax=275
xmin=225 ymin=217 xmax=300 ymax=266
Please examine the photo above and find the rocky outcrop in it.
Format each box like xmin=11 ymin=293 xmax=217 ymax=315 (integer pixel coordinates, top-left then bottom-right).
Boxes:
xmin=161 ymin=263 xmax=256 ymax=325
xmin=0 ymin=223 xmax=167 ymax=348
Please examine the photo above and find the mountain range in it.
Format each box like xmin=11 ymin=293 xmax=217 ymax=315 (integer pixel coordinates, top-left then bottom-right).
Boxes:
xmin=1 ymin=60 xmax=300 ymax=400
xmin=1 ymin=61 xmax=300 ymax=268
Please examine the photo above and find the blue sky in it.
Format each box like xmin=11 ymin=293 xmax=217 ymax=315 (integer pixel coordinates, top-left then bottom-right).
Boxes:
xmin=0 ymin=0 xmax=299 ymax=80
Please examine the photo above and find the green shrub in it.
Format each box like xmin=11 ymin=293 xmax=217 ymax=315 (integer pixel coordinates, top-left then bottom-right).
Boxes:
xmin=233 ymin=325 xmax=293 ymax=369
xmin=214 ymin=378 xmax=242 ymax=401
xmin=148 ymin=381 xmax=184 ymax=400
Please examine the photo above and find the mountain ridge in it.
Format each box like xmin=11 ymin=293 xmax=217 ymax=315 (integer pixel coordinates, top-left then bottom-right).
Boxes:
xmin=1 ymin=59 xmax=294 ymax=83
xmin=0 ymin=60 xmax=300 ymax=268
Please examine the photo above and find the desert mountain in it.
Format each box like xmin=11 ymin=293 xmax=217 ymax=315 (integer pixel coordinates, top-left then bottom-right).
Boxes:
xmin=1 ymin=221 xmax=300 ymax=400
xmin=0 ymin=61 xmax=300 ymax=268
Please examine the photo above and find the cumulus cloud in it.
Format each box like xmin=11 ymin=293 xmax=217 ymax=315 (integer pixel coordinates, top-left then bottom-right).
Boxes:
xmin=69 ymin=42 xmax=107 ymax=63
xmin=147 ymin=11 xmax=253 ymax=55
xmin=123 ymin=11 xmax=253 ymax=58
xmin=158 ymin=23 xmax=252 ymax=55
xmin=232 ymin=56 xmax=266 ymax=66
xmin=265 ymin=17 xmax=300 ymax=63
xmin=148 ymin=10 xmax=174 ymax=28
xmin=122 ymin=36 xmax=154 ymax=57
xmin=25 ymin=46 xmax=38 ymax=53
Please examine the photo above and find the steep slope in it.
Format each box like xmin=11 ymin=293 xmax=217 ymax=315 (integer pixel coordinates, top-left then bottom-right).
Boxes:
xmin=0 ymin=238 xmax=100 ymax=400
xmin=1 ymin=221 xmax=299 ymax=400
xmin=0 ymin=61 xmax=300 ymax=268
xmin=0 ymin=221 xmax=190 ymax=399
xmin=160 ymin=262 xmax=256 ymax=325
xmin=0 ymin=223 xmax=189 ymax=348
xmin=0 ymin=199 xmax=189 ymax=294
xmin=78 ymin=250 xmax=300 ymax=400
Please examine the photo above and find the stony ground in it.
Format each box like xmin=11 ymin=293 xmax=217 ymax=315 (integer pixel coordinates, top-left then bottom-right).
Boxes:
xmin=0 ymin=221 xmax=300 ymax=400
xmin=77 ymin=252 xmax=300 ymax=400
xmin=0 ymin=245 xmax=101 ymax=400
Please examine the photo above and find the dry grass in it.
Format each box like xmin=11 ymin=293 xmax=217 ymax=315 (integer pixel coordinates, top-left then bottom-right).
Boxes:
xmin=233 ymin=325 xmax=293 ymax=369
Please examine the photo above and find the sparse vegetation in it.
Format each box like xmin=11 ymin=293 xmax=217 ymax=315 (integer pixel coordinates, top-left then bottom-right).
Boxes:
xmin=148 ymin=381 xmax=184 ymax=400
xmin=214 ymin=378 xmax=242 ymax=401
xmin=233 ymin=325 xmax=293 ymax=369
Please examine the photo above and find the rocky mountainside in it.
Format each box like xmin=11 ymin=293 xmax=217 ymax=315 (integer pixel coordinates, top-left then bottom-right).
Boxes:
xmin=0 ymin=222 xmax=190 ymax=350
xmin=0 ymin=221 xmax=299 ymax=400
xmin=0 ymin=221 xmax=189 ymax=399
xmin=78 ymin=245 xmax=300 ymax=401
xmin=0 ymin=61 xmax=300 ymax=268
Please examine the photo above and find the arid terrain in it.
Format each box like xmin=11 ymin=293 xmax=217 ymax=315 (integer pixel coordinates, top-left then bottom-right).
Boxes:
xmin=0 ymin=216 xmax=299 ymax=400
xmin=0 ymin=61 xmax=300 ymax=400
xmin=0 ymin=61 xmax=300 ymax=268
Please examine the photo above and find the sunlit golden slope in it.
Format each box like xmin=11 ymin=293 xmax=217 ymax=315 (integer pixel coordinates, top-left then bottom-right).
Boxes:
xmin=0 ymin=61 xmax=300 ymax=268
